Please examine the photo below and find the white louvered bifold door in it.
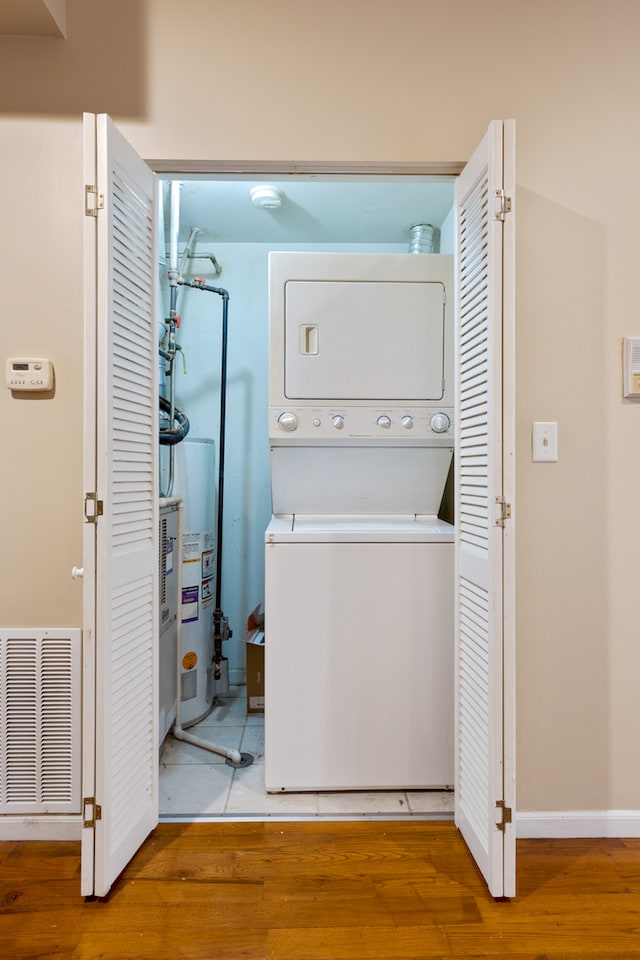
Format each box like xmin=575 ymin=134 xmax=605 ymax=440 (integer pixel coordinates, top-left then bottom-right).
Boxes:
xmin=81 ymin=114 xmax=158 ymax=897
xmin=454 ymin=120 xmax=516 ymax=898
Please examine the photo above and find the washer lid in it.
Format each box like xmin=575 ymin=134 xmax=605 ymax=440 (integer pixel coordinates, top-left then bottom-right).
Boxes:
xmin=266 ymin=514 xmax=455 ymax=543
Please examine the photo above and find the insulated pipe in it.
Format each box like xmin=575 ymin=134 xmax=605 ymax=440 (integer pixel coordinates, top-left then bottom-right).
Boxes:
xmin=172 ymin=723 xmax=242 ymax=764
xmin=163 ymin=184 xmax=182 ymax=496
xmin=165 ymin=248 xmax=222 ymax=278
xmin=169 ymin=181 xmax=180 ymax=271
xmin=178 ymin=226 xmax=202 ymax=277
xmin=181 ymin=251 xmax=222 ymax=277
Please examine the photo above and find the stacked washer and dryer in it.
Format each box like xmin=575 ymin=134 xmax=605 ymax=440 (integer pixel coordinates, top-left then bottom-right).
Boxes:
xmin=264 ymin=252 xmax=455 ymax=793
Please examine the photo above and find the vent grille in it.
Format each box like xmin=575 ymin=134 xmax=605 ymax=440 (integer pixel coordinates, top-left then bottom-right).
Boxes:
xmin=111 ymin=170 xmax=155 ymax=552
xmin=455 ymin=158 xmax=493 ymax=862
xmin=108 ymin=174 xmax=156 ymax=831
xmin=458 ymin=172 xmax=490 ymax=553
xmin=457 ymin=577 xmax=490 ymax=848
xmin=160 ymin=517 xmax=167 ymax=605
xmin=109 ymin=576 xmax=155 ymax=837
xmin=0 ymin=629 xmax=81 ymax=813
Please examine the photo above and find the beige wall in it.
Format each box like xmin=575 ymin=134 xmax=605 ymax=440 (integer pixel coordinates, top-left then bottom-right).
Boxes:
xmin=1 ymin=0 xmax=638 ymax=814
xmin=0 ymin=118 xmax=84 ymax=627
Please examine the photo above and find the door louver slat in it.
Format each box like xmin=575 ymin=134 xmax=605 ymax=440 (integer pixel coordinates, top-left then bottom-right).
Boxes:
xmin=456 ymin=161 xmax=493 ymax=864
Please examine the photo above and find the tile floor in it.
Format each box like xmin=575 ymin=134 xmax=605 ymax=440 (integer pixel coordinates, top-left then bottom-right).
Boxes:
xmin=159 ymin=686 xmax=454 ymax=820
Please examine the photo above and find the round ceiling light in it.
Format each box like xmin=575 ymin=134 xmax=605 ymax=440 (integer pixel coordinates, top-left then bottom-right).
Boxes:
xmin=250 ymin=185 xmax=283 ymax=209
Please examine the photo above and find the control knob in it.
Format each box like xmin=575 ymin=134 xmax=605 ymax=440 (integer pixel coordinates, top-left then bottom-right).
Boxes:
xmin=430 ymin=412 xmax=451 ymax=434
xmin=332 ymin=415 xmax=345 ymax=430
xmin=401 ymin=415 xmax=414 ymax=430
xmin=277 ymin=412 xmax=298 ymax=432
xmin=376 ymin=415 xmax=391 ymax=429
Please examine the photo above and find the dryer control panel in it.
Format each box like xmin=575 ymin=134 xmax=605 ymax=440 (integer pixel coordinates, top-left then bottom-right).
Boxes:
xmin=270 ymin=405 xmax=454 ymax=443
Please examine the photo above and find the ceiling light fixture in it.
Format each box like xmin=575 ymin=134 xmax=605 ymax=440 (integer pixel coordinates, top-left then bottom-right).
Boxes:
xmin=250 ymin=185 xmax=283 ymax=210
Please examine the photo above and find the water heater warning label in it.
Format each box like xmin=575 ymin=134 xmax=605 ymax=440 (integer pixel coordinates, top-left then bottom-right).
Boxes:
xmin=182 ymin=533 xmax=201 ymax=561
xmin=182 ymin=585 xmax=199 ymax=623
xmin=202 ymin=549 xmax=214 ymax=578
xmin=202 ymin=578 xmax=214 ymax=603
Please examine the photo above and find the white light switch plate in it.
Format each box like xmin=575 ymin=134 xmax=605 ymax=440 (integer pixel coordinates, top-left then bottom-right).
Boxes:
xmin=532 ymin=421 xmax=558 ymax=462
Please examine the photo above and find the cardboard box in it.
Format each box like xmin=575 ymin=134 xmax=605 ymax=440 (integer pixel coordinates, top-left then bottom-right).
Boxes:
xmin=246 ymin=603 xmax=265 ymax=713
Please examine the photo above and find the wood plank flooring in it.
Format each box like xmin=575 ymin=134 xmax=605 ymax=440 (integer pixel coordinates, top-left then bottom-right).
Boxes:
xmin=1 ymin=821 xmax=639 ymax=959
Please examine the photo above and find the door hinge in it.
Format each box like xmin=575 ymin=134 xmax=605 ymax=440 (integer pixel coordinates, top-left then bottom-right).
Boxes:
xmin=84 ymin=492 xmax=103 ymax=523
xmin=83 ymin=797 xmax=102 ymax=828
xmin=85 ymin=184 xmax=104 ymax=217
xmin=496 ymin=800 xmax=512 ymax=832
xmin=495 ymin=495 xmax=512 ymax=527
xmin=494 ymin=189 xmax=512 ymax=221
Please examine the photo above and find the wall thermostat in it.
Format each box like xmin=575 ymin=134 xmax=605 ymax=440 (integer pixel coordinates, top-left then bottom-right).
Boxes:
xmin=6 ymin=358 xmax=54 ymax=391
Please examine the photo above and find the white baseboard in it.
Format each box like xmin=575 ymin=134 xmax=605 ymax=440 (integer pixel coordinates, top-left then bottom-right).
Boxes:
xmin=517 ymin=810 xmax=640 ymax=839
xmin=0 ymin=817 xmax=82 ymax=841
xmin=2 ymin=811 xmax=639 ymax=842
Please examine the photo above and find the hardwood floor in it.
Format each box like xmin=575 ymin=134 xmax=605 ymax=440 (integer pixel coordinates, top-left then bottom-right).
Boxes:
xmin=1 ymin=821 xmax=639 ymax=958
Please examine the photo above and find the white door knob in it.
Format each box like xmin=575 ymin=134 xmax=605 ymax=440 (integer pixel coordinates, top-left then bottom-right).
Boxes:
xmin=71 ymin=566 xmax=84 ymax=580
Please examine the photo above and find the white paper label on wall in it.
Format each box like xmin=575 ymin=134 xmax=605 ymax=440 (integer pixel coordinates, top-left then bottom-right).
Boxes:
xmin=623 ymin=337 xmax=640 ymax=398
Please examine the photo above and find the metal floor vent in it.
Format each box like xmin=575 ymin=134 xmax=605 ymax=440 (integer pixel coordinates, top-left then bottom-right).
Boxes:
xmin=0 ymin=629 xmax=81 ymax=814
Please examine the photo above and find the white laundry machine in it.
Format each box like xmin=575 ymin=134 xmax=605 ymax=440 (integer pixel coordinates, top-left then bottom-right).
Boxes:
xmin=264 ymin=252 xmax=455 ymax=792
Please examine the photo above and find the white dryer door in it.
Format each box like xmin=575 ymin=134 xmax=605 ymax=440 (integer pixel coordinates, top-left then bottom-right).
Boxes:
xmin=284 ymin=278 xmax=445 ymax=400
